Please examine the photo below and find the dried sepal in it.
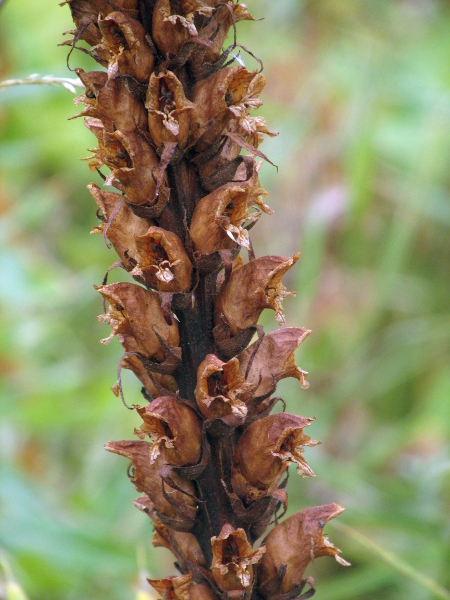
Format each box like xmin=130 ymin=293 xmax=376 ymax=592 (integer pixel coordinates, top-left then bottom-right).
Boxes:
xmin=74 ymin=68 xmax=147 ymax=132
xmin=237 ymin=327 xmax=311 ymax=400
xmin=195 ymin=354 xmax=254 ymax=422
xmin=215 ymin=254 xmax=300 ymax=336
xmin=258 ymin=504 xmax=349 ymax=597
xmin=190 ymin=175 xmax=271 ymax=256
xmin=146 ymin=70 xmax=194 ymax=150
xmin=134 ymin=226 xmax=193 ymax=292
xmin=102 ymin=130 xmax=166 ymax=206
xmin=149 ymin=573 xmax=217 ymax=600
xmin=97 ymin=11 xmax=154 ymax=82
xmin=211 ymin=524 xmax=265 ymax=592
xmin=96 ymin=282 xmax=179 ymax=362
xmin=105 ymin=440 xmax=197 ymax=526
xmin=88 ymin=183 xmax=152 ymax=271
xmin=152 ymin=522 xmax=206 ymax=568
xmin=231 ymin=413 xmax=318 ymax=505
xmin=135 ymin=397 xmax=202 ymax=467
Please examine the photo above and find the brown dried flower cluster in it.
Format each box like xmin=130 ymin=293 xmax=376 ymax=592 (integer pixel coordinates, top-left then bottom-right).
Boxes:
xmin=63 ymin=0 xmax=349 ymax=597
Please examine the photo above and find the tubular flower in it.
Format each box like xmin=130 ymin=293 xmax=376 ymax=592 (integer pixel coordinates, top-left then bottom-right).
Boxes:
xmin=237 ymin=327 xmax=311 ymax=399
xmin=211 ymin=524 xmax=265 ymax=592
xmin=215 ymin=254 xmax=300 ymax=336
xmin=74 ymin=68 xmax=148 ymax=132
xmin=134 ymin=226 xmax=193 ymax=292
xmin=135 ymin=397 xmax=203 ymax=467
xmin=89 ymin=183 xmax=152 ymax=271
xmin=190 ymin=67 xmax=264 ymax=152
xmin=96 ymin=282 xmax=179 ymax=362
xmin=64 ymin=0 xmax=348 ymax=594
xmin=97 ymin=11 xmax=154 ymax=82
xmin=145 ymin=70 xmax=194 ymax=150
xmin=103 ymin=130 xmax=166 ymax=207
xmin=105 ymin=440 xmax=197 ymax=527
xmin=151 ymin=0 xmax=198 ymax=57
xmin=190 ymin=178 xmax=271 ymax=256
xmin=149 ymin=574 xmax=217 ymax=600
xmin=195 ymin=354 xmax=253 ymax=422
xmin=258 ymin=504 xmax=350 ymax=597
xmin=231 ymin=413 xmax=319 ymax=505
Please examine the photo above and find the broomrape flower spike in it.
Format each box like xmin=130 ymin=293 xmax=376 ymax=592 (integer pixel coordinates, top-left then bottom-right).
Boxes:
xmin=64 ymin=0 xmax=349 ymax=597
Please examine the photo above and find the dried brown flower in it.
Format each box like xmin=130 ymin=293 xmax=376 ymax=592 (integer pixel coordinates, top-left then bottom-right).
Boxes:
xmin=96 ymin=282 xmax=179 ymax=362
xmin=135 ymin=397 xmax=202 ymax=467
xmin=146 ymin=70 xmax=194 ymax=150
xmin=211 ymin=524 xmax=265 ymax=592
xmin=215 ymin=254 xmax=300 ymax=336
xmin=105 ymin=440 xmax=197 ymax=526
xmin=237 ymin=327 xmax=311 ymax=399
xmin=74 ymin=68 xmax=147 ymax=132
xmin=258 ymin=503 xmax=350 ymax=597
xmin=231 ymin=413 xmax=318 ymax=504
xmin=97 ymin=11 xmax=154 ymax=82
xmin=195 ymin=354 xmax=253 ymax=422
xmin=149 ymin=573 xmax=217 ymax=600
xmin=134 ymin=226 xmax=193 ymax=292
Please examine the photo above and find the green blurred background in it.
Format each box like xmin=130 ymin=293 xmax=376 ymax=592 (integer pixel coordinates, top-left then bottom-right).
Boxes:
xmin=1 ymin=0 xmax=449 ymax=598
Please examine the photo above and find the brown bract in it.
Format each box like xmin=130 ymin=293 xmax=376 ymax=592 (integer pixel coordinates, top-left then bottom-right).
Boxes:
xmin=258 ymin=503 xmax=350 ymax=597
xmin=211 ymin=524 xmax=265 ymax=591
xmin=103 ymin=130 xmax=164 ymax=206
xmin=96 ymin=282 xmax=179 ymax=361
xmin=195 ymin=354 xmax=254 ymax=422
xmin=97 ymin=11 xmax=154 ymax=82
xmin=135 ymin=397 xmax=202 ymax=466
xmin=120 ymin=356 xmax=177 ymax=398
xmin=214 ymin=254 xmax=300 ymax=336
xmin=104 ymin=440 xmax=197 ymax=524
xmin=237 ymin=327 xmax=311 ymax=399
xmin=134 ymin=226 xmax=193 ymax=292
xmin=146 ymin=71 xmax=194 ymax=150
xmin=149 ymin=574 xmax=217 ymax=600
xmin=190 ymin=176 xmax=271 ymax=256
xmin=88 ymin=183 xmax=152 ymax=271
xmin=74 ymin=68 xmax=147 ymax=132
xmin=190 ymin=67 xmax=264 ymax=152
xmin=152 ymin=522 xmax=206 ymax=567
xmin=231 ymin=413 xmax=318 ymax=504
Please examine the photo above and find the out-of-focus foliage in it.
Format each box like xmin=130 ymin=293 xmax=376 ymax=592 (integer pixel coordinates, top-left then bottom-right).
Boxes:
xmin=0 ymin=0 xmax=449 ymax=599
